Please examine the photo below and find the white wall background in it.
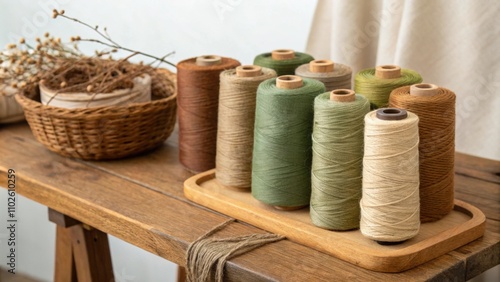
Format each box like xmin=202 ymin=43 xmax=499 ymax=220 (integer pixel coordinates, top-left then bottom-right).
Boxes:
xmin=0 ymin=0 xmax=317 ymax=281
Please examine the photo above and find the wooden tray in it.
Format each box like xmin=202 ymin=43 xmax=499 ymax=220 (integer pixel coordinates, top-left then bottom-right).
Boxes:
xmin=184 ymin=169 xmax=486 ymax=273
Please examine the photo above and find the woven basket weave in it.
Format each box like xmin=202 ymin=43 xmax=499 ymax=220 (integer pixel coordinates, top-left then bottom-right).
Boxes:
xmin=16 ymin=68 xmax=177 ymax=160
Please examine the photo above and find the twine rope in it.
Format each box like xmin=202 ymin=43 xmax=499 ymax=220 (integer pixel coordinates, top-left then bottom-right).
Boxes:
xmin=354 ymin=68 xmax=422 ymax=109
xmin=252 ymin=78 xmax=326 ymax=207
xmin=389 ymin=86 xmax=456 ymax=222
xmin=216 ymin=67 xmax=277 ymax=188
xmin=186 ymin=219 xmax=285 ymax=282
xmin=310 ymin=93 xmax=370 ymax=230
xmin=360 ymin=111 xmax=420 ymax=242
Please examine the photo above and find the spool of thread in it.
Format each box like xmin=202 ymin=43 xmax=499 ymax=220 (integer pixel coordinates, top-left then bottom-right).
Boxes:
xmin=310 ymin=89 xmax=370 ymax=230
xmin=389 ymin=83 xmax=456 ymax=222
xmin=295 ymin=60 xmax=352 ymax=91
xmin=253 ymin=49 xmax=314 ymax=76
xmin=360 ymin=108 xmax=420 ymax=243
xmin=177 ymin=55 xmax=241 ymax=173
xmin=354 ymin=65 xmax=422 ymax=109
xmin=216 ymin=65 xmax=277 ymax=189
xmin=252 ymin=75 xmax=326 ymax=210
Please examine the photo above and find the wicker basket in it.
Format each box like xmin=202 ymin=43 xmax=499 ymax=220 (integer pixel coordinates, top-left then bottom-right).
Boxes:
xmin=15 ymin=68 xmax=177 ymax=160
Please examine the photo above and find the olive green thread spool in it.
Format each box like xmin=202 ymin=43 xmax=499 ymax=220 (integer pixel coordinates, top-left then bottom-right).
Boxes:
xmin=354 ymin=65 xmax=422 ymax=109
xmin=252 ymin=75 xmax=326 ymax=210
xmin=253 ymin=49 xmax=314 ymax=76
xmin=295 ymin=59 xmax=352 ymax=91
xmin=310 ymin=89 xmax=370 ymax=230
xmin=216 ymin=65 xmax=277 ymax=190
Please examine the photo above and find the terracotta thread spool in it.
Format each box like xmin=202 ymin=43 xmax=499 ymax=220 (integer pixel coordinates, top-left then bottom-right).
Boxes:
xmin=295 ymin=59 xmax=352 ymax=91
xmin=216 ymin=65 xmax=277 ymax=190
xmin=252 ymin=76 xmax=326 ymax=211
xmin=360 ymin=108 xmax=420 ymax=244
xmin=254 ymin=49 xmax=315 ymax=76
xmin=389 ymin=83 xmax=456 ymax=222
xmin=310 ymin=89 xmax=370 ymax=230
xmin=355 ymin=65 xmax=422 ymax=109
xmin=176 ymin=55 xmax=241 ymax=173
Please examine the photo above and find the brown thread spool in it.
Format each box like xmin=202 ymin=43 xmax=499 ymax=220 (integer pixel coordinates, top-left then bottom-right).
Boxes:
xmin=389 ymin=84 xmax=456 ymax=222
xmin=271 ymin=49 xmax=295 ymax=60
xmin=216 ymin=65 xmax=276 ymax=190
xmin=330 ymin=89 xmax=355 ymax=102
xmin=375 ymin=65 xmax=401 ymax=79
xmin=272 ymin=74 xmax=306 ymax=211
xmin=177 ymin=55 xmax=241 ymax=173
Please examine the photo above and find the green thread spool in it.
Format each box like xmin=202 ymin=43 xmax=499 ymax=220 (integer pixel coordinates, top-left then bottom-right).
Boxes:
xmin=252 ymin=75 xmax=326 ymax=210
xmin=354 ymin=65 xmax=422 ymax=109
xmin=253 ymin=49 xmax=314 ymax=76
xmin=310 ymin=89 xmax=370 ymax=230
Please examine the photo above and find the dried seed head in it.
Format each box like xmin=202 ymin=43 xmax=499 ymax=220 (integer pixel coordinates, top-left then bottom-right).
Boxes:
xmin=19 ymin=38 xmax=26 ymax=44
xmin=44 ymin=32 xmax=50 ymax=38
xmin=52 ymin=9 xmax=58 ymax=18
xmin=60 ymin=81 xmax=67 ymax=88
xmin=86 ymin=85 xmax=94 ymax=92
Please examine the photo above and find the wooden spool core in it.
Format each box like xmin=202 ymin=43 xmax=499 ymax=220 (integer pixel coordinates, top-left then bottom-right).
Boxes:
xmin=196 ymin=55 xmax=222 ymax=66
xmin=236 ymin=65 xmax=262 ymax=77
xmin=309 ymin=59 xmax=334 ymax=73
xmin=271 ymin=49 xmax=295 ymax=60
xmin=330 ymin=89 xmax=355 ymax=102
xmin=375 ymin=65 xmax=401 ymax=79
xmin=276 ymin=75 xmax=303 ymax=89
xmin=376 ymin=108 xmax=408 ymax=120
xmin=410 ymin=83 xmax=439 ymax=97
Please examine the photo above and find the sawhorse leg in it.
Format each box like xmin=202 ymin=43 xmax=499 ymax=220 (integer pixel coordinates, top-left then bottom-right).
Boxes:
xmin=49 ymin=208 xmax=114 ymax=282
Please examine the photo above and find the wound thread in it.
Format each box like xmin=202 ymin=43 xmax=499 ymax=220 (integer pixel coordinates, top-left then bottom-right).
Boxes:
xmin=216 ymin=66 xmax=277 ymax=189
xmin=310 ymin=91 xmax=370 ymax=230
xmin=252 ymin=77 xmax=326 ymax=208
xmin=354 ymin=66 xmax=422 ymax=109
xmin=295 ymin=61 xmax=352 ymax=91
xmin=253 ymin=50 xmax=314 ymax=76
xmin=360 ymin=109 xmax=420 ymax=243
xmin=177 ymin=56 xmax=240 ymax=173
xmin=389 ymin=85 xmax=456 ymax=222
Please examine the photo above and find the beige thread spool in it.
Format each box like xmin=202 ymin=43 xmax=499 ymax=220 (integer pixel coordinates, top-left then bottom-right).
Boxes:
xmin=273 ymin=75 xmax=306 ymax=211
xmin=216 ymin=65 xmax=276 ymax=190
xmin=295 ymin=60 xmax=352 ymax=91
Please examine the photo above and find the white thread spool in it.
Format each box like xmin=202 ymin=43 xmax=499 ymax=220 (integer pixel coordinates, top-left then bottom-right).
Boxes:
xmin=360 ymin=108 xmax=420 ymax=244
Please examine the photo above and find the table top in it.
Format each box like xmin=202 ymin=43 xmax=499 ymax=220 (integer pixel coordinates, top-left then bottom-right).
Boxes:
xmin=1 ymin=122 xmax=499 ymax=281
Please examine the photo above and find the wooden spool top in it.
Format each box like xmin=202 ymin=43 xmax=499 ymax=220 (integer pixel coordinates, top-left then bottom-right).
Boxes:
xmin=310 ymin=59 xmax=334 ymax=73
xmin=196 ymin=55 xmax=222 ymax=66
xmin=330 ymin=89 xmax=355 ymax=102
xmin=375 ymin=65 xmax=401 ymax=79
xmin=236 ymin=65 xmax=262 ymax=77
xmin=276 ymin=75 xmax=303 ymax=89
xmin=410 ymin=83 xmax=439 ymax=97
xmin=271 ymin=49 xmax=295 ymax=60
xmin=376 ymin=108 xmax=408 ymax=120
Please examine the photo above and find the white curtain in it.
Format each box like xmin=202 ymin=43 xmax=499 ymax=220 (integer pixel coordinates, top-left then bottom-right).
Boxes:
xmin=307 ymin=0 xmax=500 ymax=161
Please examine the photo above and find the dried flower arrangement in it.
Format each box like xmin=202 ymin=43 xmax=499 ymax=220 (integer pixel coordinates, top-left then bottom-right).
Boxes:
xmin=8 ymin=10 xmax=178 ymax=160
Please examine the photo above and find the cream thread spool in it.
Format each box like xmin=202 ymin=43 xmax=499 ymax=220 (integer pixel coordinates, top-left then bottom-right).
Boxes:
xmin=216 ymin=65 xmax=276 ymax=190
xmin=360 ymin=108 xmax=420 ymax=244
xmin=295 ymin=60 xmax=352 ymax=91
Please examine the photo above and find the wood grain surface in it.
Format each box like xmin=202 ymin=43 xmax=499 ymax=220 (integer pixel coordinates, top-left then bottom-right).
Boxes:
xmin=0 ymin=122 xmax=498 ymax=281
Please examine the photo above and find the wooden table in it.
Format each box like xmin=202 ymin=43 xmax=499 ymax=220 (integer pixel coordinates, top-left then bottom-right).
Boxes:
xmin=1 ymin=122 xmax=499 ymax=281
